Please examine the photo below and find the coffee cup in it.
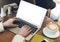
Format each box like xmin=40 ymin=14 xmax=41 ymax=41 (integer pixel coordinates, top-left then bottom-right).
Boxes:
xmin=43 ymin=22 xmax=59 ymax=38
xmin=46 ymin=22 xmax=59 ymax=34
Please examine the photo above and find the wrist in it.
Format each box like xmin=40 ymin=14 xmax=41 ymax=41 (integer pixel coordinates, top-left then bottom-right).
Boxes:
xmin=18 ymin=32 xmax=26 ymax=37
xmin=3 ymin=23 xmax=6 ymax=27
xmin=3 ymin=22 xmax=8 ymax=27
xmin=18 ymin=33 xmax=25 ymax=37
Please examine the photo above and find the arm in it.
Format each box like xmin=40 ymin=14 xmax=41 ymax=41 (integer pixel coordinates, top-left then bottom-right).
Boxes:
xmin=0 ymin=18 xmax=17 ymax=32
xmin=12 ymin=25 xmax=32 ymax=42
xmin=12 ymin=35 xmax=25 ymax=42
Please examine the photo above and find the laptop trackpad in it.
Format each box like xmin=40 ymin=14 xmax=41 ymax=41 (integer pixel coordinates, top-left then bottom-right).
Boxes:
xmin=9 ymin=27 xmax=21 ymax=34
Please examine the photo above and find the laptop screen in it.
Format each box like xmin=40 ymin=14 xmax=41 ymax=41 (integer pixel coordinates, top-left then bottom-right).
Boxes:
xmin=16 ymin=0 xmax=47 ymax=28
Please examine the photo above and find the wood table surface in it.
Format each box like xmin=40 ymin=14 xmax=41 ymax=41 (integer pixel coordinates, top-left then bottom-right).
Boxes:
xmin=0 ymin=14 xmax=60 ymax=42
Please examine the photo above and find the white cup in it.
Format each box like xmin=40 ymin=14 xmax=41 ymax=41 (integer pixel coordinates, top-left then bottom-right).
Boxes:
xmin=46 ymin=22 xmax=59 ymax=34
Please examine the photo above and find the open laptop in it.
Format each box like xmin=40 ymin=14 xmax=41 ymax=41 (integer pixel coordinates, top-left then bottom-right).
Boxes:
xmin=9 ymin=0 xmax=47 ymax=40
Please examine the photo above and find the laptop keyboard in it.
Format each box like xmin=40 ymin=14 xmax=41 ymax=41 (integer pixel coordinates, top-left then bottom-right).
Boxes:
xmin=13 ymin=18 xmax=38 ymax=33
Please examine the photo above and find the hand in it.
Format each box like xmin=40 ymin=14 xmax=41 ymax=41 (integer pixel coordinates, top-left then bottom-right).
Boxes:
xmin=3 ymin=18 xmax=18 ymax=28
xmin=18 ymin=25 xmax=32 ymax=37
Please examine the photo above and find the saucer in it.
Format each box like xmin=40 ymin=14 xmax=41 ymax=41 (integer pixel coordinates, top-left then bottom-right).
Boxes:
xmin=43 ymin=27 xmax=59 ymax=38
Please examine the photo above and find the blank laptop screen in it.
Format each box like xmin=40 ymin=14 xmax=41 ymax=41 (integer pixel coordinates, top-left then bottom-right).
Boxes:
xmin=16 ymin=0 xmax=47 ymax=28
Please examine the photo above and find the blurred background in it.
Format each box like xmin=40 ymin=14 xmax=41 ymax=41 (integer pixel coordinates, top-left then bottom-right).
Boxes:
xmin=0 ymin=0 xmax=60 ymax=21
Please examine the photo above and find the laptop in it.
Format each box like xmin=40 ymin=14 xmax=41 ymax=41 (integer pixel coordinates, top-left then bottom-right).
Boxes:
xmin=9 ymin=0 xmax=47 ymax=40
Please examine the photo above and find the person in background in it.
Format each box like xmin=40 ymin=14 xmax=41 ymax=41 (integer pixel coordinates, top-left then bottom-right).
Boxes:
xmin=0 ymin=18 xmax=32 ymax=42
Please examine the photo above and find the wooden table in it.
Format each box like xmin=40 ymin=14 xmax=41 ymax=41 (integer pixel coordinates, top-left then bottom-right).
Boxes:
xmin=0 ymin=14 xmax=60 ymax=42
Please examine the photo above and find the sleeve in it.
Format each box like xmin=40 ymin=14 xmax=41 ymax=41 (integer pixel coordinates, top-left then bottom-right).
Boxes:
xmin=12 ymin=35 xmax=25 ymax=42
xmin=0 ymin=22 xmax=4 ymax=32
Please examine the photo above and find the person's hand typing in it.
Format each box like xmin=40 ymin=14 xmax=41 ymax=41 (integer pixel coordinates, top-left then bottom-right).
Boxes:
xmin=18 ymin=25 xmax=32 ymax=37
xmin=3 ymin=18 xmax=18 ymax=28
